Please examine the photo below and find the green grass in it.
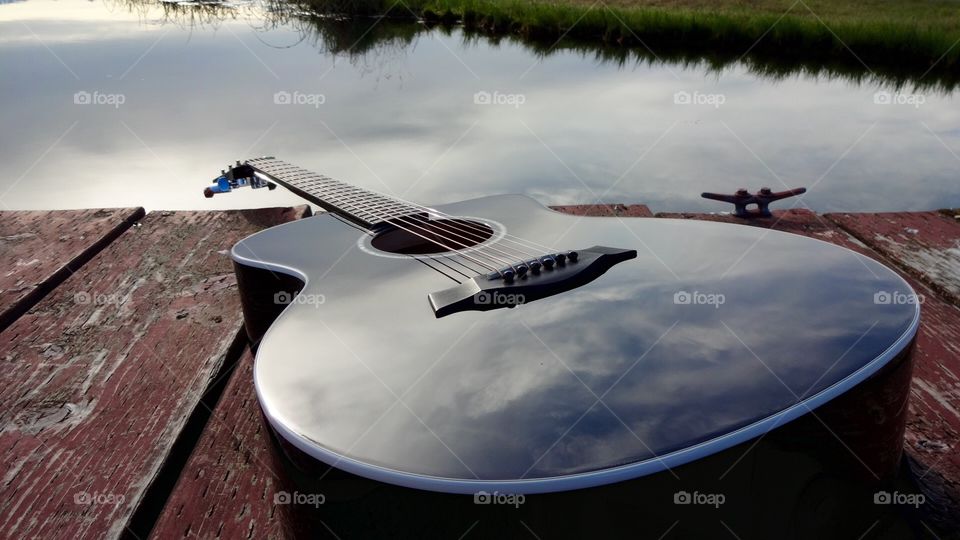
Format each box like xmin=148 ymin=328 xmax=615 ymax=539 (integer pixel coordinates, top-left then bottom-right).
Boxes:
xmin=293 ymin=0 xmax=960 ymax=87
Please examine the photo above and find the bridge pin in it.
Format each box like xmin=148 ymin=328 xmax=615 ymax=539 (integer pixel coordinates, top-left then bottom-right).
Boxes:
xmin=567 ymin=251 xmax=578 ymax=262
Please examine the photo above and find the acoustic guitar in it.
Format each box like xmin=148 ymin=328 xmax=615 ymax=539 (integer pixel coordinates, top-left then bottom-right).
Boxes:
xmin=206 ymin=157 xmax=919 ymax=501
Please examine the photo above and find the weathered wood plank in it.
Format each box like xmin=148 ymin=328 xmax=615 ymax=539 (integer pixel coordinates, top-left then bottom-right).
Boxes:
xmin=0 ymin=206 xmax=309 ymax=540
xmin=819 ymin=211 xmax=960 ymax=528
xmin=550 ymin=203 xmax=653 ymax=217
xmin=826 ymin=211 xmax=960 ymax=307
xmin=0 ymin=208 xmax=145 ymax=332
xmin=902 ymin=292 xmax=960 ymax=530
xmin=149 ymin=348 xmax=297 ymax=540
xmin=655 ymin=209 xmax=864 ymax=248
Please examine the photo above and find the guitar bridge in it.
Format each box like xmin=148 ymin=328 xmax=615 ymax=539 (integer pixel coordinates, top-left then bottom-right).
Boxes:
xmin=427 ymin=246 xmax=637 ymax=318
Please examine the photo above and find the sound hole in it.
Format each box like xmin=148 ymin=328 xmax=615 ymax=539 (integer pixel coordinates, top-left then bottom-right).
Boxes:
xmin=371 ymin=218 xmax=494 ymax=255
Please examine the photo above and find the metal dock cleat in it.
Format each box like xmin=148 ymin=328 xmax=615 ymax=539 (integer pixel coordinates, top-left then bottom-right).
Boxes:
xmin=701 ymin=186 xmax=807 ymax=218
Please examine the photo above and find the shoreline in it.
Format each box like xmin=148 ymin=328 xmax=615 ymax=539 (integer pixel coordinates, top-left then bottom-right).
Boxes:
xmin=294 ymin=0 xmax=960 ymax=88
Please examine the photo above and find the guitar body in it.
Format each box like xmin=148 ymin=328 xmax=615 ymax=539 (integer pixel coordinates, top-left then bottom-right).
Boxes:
xmin=205 ymin=157 xmax=920 ymax=537
xmin=231 ymin=193 xmax=919 ymax=498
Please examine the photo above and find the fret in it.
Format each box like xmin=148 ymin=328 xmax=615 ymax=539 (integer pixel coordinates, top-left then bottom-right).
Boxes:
xmin=331 ymin=195 xmax=369 ymax=207
xmin=366 ymin=201 xmax=403 ymax=213
xmin=245 ymin=157 xmax=419 ymax=228
xmin=337 ymin=199 xmax=367 ymax=209
xmin=327 ymin=187 xmax=356 ymax=197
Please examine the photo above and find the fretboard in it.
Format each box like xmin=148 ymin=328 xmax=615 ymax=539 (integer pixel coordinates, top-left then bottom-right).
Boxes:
xmin=246 ymin=157 xmax=421 ymax=228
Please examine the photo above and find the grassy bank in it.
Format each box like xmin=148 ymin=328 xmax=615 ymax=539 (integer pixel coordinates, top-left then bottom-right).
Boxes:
xmin=296 ymin=0 xmax=960 ymax=83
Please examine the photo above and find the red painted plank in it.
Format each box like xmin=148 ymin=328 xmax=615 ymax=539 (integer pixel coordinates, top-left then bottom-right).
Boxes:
xmin=149 ymin=348 xmax=297 ymax=540
xmin=0 ymin=208 xmax=145 ymax=332
xmin=827 ymin=211 xmax=960 ymax=307
xmin=0 ymin=206 xmax=309 ymax=540
xmin=655 ymin=209 xmax=863 ymax=246
xmin=550 ymin=203 xmax=653 ymax=217
xmin=821 ymin=211 xmax=960 ymax=528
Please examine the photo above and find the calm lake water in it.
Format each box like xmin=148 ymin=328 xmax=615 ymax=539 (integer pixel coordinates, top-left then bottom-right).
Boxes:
xmin=1 ymin=0 xmax=958 ymax=213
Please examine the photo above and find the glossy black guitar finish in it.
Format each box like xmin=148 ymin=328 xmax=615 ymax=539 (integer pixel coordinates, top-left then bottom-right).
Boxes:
xmin=231 ymin=193 xmax=919 ymax=494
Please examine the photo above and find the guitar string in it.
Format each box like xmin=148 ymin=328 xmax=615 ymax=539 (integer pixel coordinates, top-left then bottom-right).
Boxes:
xmin=309 ymin=178 xmax=551 ymax=266
xmin=332 ymin=198 xmax=523 ymax=271
xmin=402 ymin=211 xmax=554 ymax=265
xmin=363 ymin=211 xmax=534 ymax=274
xmin=249 ymin=160 xmax=559 ymax=274
xmin=252 ymin=164 xmax=503 ymax=273
xmin=401 ymin=203 xmax=560 ymax=256
xmin=280 ymin=183 xmax=514 ymax=273
xmin=293 ymin=178 xmax=555 ymax=265
xmin=308 ymin=190 xmax=544 ymax=275
xmin=250 ymin=164 xmax=528 ymax=271
xmin=339 ymin=206 xmax=506 ymax=272
xmin=374 ymin=215 xmax=524 ymax=274
xmin=252 ymin=159 xmax=558 ymax=259
xmin=329 ymin=213 xmax=473 ymax=282
xmin=391 ymin=214 xmax=545 ymax=267
xmin=375 ymin=194 xmax=561 ymax=259
xmin=361 ymin=213 xmax=486 ymax=279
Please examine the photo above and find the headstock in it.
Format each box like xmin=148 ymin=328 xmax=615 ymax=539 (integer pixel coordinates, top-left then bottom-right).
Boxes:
xmin=203 ymin=159 xmax=277 ymax=198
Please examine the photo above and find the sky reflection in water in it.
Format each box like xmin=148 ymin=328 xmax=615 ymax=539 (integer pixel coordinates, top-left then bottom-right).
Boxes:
xmin=0 ymin=0 xmax=957 ymax=213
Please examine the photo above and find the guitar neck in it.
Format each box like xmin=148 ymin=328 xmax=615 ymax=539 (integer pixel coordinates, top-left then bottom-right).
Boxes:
xmin=246 ymin=157 xmax=420 ymax=228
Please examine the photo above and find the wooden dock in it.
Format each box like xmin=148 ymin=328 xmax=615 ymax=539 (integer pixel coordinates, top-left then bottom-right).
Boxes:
xmin=0 ymin=204 xmax=957 ymax=538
